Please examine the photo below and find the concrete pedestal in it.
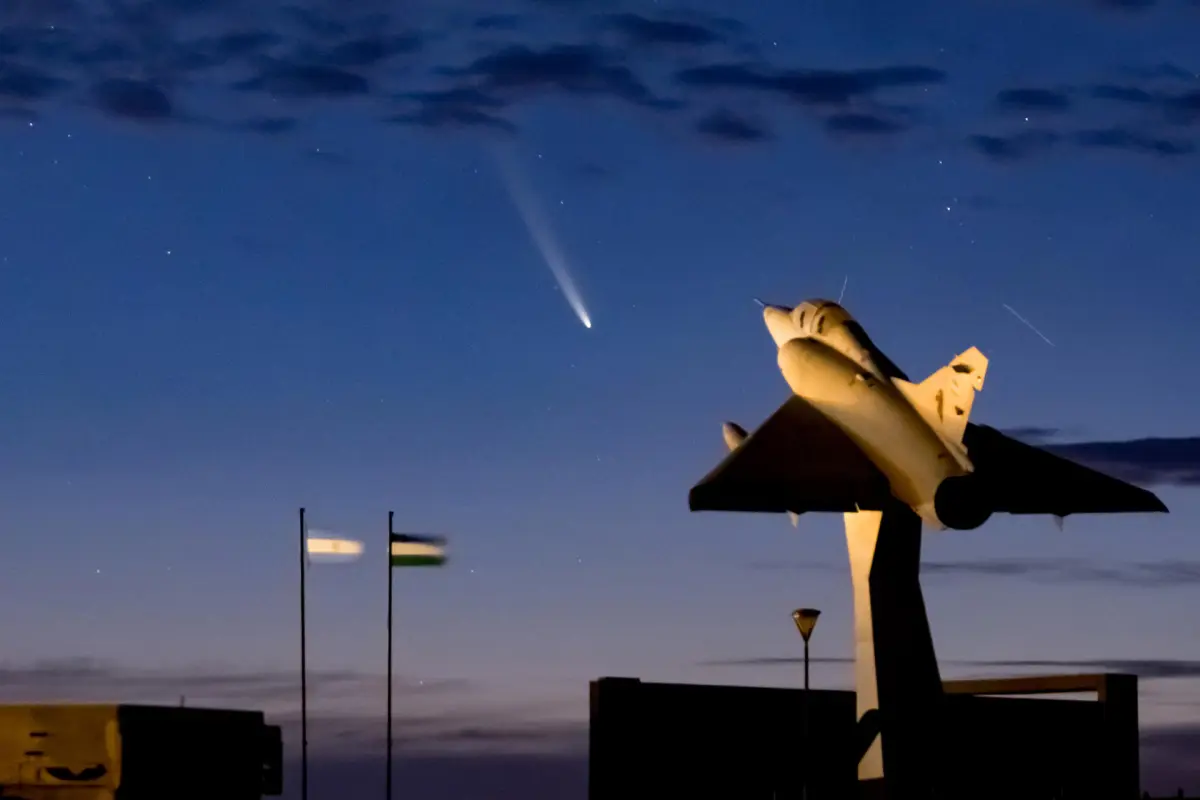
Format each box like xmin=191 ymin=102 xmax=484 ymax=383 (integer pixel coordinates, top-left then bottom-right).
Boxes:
xmin=845 ymin=505 xmax=943 ymax=799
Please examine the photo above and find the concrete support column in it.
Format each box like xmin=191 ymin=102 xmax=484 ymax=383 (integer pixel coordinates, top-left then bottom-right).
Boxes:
xmin=845 ymin=505 xmax=943 ymax=798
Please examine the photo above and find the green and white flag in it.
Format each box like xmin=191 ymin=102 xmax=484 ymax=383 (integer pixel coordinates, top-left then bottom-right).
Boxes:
xmin=390 ymin=533 xmax=447 ymax=567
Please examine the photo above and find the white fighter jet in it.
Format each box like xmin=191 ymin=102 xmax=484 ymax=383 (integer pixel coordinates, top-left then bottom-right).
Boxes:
xmin=690 ymin=298 xmax=1168 ymax=528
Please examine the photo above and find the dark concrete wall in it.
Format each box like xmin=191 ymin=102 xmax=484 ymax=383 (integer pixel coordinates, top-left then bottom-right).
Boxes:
xmin=590 ymin=677 xmax=1140 ymax=800
xmin=590 ymin=677 xmax=858 ymax=799
xmin=938 ymin=694 xmax=1105 ymax=798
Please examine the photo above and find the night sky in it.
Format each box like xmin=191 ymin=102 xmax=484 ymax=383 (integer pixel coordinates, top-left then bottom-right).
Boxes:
xmin=2 ymin=0 xmax=1200 ymax=795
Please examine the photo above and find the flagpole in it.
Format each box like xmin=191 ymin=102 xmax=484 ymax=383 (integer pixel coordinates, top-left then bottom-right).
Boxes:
xmin=299 ymin=507 xmax=309 ymax=800
xmin=386 ymin=510 xmax=394 ymax=800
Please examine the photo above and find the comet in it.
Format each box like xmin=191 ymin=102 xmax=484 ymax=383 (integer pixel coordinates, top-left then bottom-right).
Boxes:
xmin=492 ymin=147 xmax=592 ymax=329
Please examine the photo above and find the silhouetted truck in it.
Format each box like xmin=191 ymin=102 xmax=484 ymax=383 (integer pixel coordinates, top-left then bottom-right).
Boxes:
xmin=0 ymin=704 xmax=282 ymax=799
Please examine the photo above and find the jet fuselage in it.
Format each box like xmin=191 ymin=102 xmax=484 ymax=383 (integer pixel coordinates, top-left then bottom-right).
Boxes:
xmin=761 ymin=299 xmax=977 ymax=530
xmin=776 ymin=335 xmax=967 ymax=528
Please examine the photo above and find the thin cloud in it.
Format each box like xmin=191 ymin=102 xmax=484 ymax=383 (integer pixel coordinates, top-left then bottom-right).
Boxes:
xmin=301 ymin=146 xmax=352 ymax=166
xmin=1079 ymin=79 xmax=1200 ymax=128
xmin=999 ymin=426 xmax=1063 ymax=443
xmin=234 ymin=62 xmax=371 ymax=98
xmin=575 ymin=161 xmax=615 ymax=179
xmin=922 ymin=558 xmax=1200 ymax=586
xmin=598 ymin=13 xmax=725 ymax=48
xmin=700 ymin=656 xmax=855 ymax=667
xmin=996 ymin=87 xmax=1072 ymax=112
xmin=0 ymin=63 xmax=69 ymax=101
xmin=699 ymin=655 xmax=1200 ymax=680
xmin=1123 ymin=62 xmax=1197 ymax=81
xmin=981 ymin=658 xmax=1200 ymax=679
xmin=93 ymin=78 xmax=174 ymax=121
xmin=1039 ymin=435 xmax=1200 ymax=487
xmin=1092 ymin=0 xmax=1159 ymax=10
xmin=275 ymin=709 xmax=586 ymax=757
xmin=1167 ymin=89 xmax=1200 ymax=122
xmin=987 ymin=430 xmax=1200 ymax=486
xmin=299 ymin=33 xmax=425 ymax=69
xmin=969 ymin=129 xmax=1060 ymax=161
xmin=825 ymin=111 xmax=906 ymax=136
xmin=1075 ymin=127 xmax=1194 ymax=156
xmin=387 ymin=86 xmax=516 ymax=134
xmin=0 ymin=106 xmax=38 ymax=121
xmin=387 ymin=106 xmax=517 ymax=134
xmin=474 ymin=14 xmax=524 ymax=31
xmin=436 ymin=43 xmax=680 ymax=111
xmin=0 ymin=658 xmax=468 ymax=708
xmin=1091 ymin=83 xmax=1158 ymax=105
xmin=236 ymin=115 xmax=300 ymax=135
xmin=749 ymin=558 xmax=1200 ymax=587
xmin=675 ymin=63 xmax=946 ymax=107
xmin=695 ymin=108 xmax=770 ymax=143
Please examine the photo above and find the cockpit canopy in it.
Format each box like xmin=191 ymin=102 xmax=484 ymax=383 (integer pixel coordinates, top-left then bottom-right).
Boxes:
xmin=791 ymin=299 xmax=853 ymax=338
xmin=768 ymin=298 xmax=908 ymax=381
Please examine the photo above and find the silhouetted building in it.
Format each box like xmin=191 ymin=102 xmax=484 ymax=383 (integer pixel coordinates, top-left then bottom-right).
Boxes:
xmin=590 ymin=673 xmax=1139 ymax=800
xmin=590 ymin=677 xmax=859 ymax=799
xmin=939 ymin=673 xmax=1139 ymax=799
xmin=0 ymin=704 xmax=282 ymax=799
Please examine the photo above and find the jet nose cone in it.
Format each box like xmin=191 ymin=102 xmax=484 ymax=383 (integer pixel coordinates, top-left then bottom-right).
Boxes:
xmin=762 ymin=304 xmax=797 ymax=347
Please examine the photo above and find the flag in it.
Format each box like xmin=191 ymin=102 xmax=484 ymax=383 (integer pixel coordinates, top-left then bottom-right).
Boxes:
xmin=390 ymin=533 xmax=447 ymax=567
xmin=305 ymin=529 xmax=364 ymax=563
xmin=307 ymin=535 xmax=364 ymax=557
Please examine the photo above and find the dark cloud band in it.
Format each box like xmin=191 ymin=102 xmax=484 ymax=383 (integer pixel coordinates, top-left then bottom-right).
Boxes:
xmin=699 ymin=655 xmax=1200 ymax=680
xmin=1 ymin=3 xmax=1196 ymax=162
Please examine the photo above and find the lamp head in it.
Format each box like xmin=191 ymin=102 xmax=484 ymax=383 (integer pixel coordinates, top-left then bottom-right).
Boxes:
xmin=792 ymin=608 xmax=820 ymax=642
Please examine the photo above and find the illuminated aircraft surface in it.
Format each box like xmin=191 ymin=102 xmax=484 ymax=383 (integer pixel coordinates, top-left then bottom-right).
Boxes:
xmin=689 ymin=298 xmax=1168 ymax=793
xmin=690 ymin=298 xmax=1168 ymax=529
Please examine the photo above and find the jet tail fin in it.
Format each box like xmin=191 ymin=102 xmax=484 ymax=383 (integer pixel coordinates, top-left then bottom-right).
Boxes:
xmin=893 ymin=346 xmax=989 ymax=445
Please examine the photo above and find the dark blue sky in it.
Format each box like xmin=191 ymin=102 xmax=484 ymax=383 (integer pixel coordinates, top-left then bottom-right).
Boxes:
xmin=2 ymin=0 xmax=1200 ymax=794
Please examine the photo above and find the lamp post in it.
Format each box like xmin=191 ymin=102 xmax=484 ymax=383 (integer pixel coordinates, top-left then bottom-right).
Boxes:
xmin=791 ymin=608 xmax=820 ymax=690
xmin=792 ymin=608 xmax=820 ymax=800
xmin=299 ymin=508 xmax=309 ymax=800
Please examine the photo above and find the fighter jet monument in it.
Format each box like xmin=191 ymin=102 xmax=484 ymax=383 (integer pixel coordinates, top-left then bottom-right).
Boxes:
xmin=688 ymin=298 xmax=1167 ymax=797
